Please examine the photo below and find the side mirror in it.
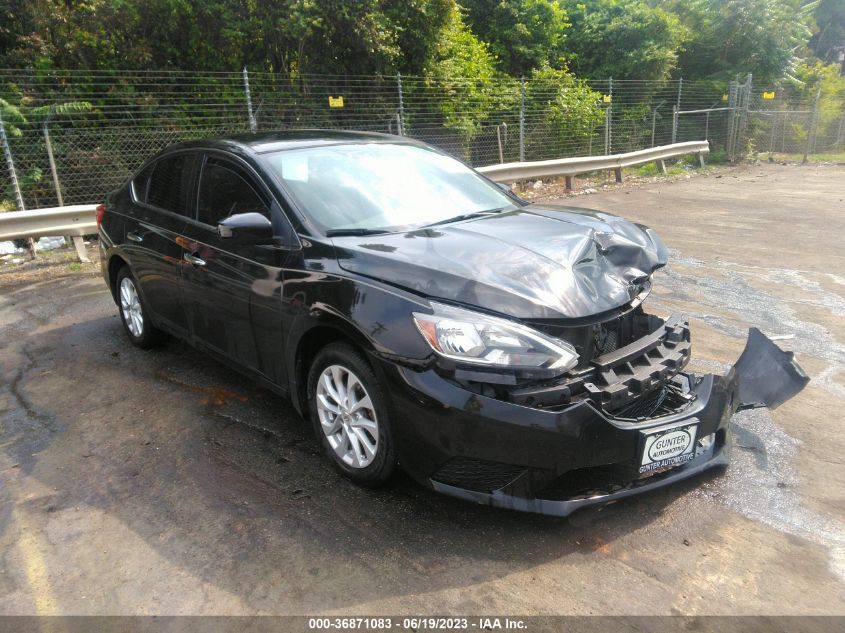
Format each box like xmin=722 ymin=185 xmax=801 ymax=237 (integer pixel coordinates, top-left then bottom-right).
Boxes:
xmin=218 ymin=212 xmax=274 ymax=244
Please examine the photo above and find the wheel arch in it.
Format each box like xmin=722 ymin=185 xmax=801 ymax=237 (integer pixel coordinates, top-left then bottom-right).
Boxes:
xmin=290 ymin=316 xmax=376 ymax=417
xmin=106 ymin=253 xmax=130 ymax=303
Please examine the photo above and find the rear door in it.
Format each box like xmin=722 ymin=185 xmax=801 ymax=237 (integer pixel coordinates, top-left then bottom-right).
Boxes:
xmin=125 ymin=151 xmax=199 ymax=334
xmin=180 ymin=153 xmax=290 ymax=381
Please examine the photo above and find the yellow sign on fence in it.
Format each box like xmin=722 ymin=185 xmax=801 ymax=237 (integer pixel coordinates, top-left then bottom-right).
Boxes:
xmin=602 ymin=94 xmax=612 ymax=103
xmin=328 ymin=96 xmax=344 ymax=108
xmin=762 ymin=91 xmax=776 ymax=100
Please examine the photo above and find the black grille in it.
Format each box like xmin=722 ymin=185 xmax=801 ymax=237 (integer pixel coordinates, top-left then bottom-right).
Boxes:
xmin=432 ymin=457 xmax=525 ymax=493
xmin=612 ymin=382 xmax=693 ymax=419
xmin=537 ymin=460 xmax=683 ymax=501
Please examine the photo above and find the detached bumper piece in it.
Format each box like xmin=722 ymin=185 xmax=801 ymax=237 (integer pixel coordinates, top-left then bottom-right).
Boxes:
xmin=392 ymin=326 xmax=808 ymax=517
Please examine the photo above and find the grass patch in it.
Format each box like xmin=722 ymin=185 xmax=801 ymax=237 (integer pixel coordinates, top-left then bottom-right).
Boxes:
xmin=759 ymin=151 xmax=845 ymax=163
xmin=66 ymin=262 xmax=84 ymax=271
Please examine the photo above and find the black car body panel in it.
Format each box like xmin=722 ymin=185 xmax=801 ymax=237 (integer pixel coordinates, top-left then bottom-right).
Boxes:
xmin=99 ymin=130 xmax=808 ymax=517
xmin=334 ymin=206 xmax=668 ymax=320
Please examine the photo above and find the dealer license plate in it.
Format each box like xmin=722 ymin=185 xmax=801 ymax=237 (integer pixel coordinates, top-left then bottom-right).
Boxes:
xmin=639 ymin=420 xmax=699 ymax=474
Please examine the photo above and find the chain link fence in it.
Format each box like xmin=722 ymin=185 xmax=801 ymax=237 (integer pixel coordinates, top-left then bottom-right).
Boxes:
xmin=1 ymin=69 xmax=842 ymax=211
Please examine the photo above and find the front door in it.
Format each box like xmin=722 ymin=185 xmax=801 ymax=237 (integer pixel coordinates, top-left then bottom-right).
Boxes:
xmin=180 ymin=155 xmax=288 ymax=382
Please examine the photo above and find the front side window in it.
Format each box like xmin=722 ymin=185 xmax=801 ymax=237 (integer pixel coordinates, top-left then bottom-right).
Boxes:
xmin=196 ymin=159 xmax=269 ymax=227
xmin=263 ymin=143 xmax=517 ymax=233
xmin=145 ymin=153 xmax=197 ymax=215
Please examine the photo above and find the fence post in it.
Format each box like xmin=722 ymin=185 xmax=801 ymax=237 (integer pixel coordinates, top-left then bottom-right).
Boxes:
xmin=0 ymin=111 xmax=37 ymax=258
xmin=836 ymin=115 xmax=845 ymax=152
xmin=396 ymin=73 xmax=405 ymax=136
xmin=671 ymin=105 xmax=678 ymax=144
xmin=803 ymin=86 xmax=822 ymax=164
xmin=43 ymin=120 xmax=90 ymax=262
xmin=608 ymin=77 xmax=613 ymax=154
xmin=43 ymin=121 xmax=63 ymax=207
xmin=671 ymin=78 xmax=683 ymax=144
xmin=243 ymin=67 xmax=257 ymax=133
xmin=738 ymin=73 xmax=752 ymax=160
xmin=726 ymin=80 xmax=737 ymax=160
xmin=651 ymin=108 xmax=658 ymax=147
xmin=519 ymin=76 xmax=525 ymax=162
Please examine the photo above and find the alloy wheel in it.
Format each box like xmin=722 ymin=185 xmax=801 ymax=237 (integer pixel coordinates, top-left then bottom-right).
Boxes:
xmin=119 ymin=276 xmax=144 ymax=338
xmin=315 ymin=364 xmax=380 ymax=469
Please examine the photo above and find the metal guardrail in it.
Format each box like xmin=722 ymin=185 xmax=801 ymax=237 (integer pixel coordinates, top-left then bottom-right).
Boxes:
xmin=0 ymin=141 xmax=709 ymax=262
xmin=0 ymin=204 xmax=97 ymax=241
xmin=0 ymin=204 xmax=97 ymax=262
xmin=477 ymin=140 xmax=710 ymax=184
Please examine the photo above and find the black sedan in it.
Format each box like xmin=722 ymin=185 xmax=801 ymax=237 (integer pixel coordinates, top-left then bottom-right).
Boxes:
xmin=97 ymin=130 xmax=807 ymax=515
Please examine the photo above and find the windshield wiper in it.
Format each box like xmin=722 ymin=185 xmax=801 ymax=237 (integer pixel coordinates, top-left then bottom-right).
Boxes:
xmin=421 ymin=207 xmax=511 ymax=228
xmin=325 ymin=227 xmax=391 ymax=237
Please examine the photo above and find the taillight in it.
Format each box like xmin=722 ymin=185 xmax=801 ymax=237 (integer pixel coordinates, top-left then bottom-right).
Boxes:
xmin=95 ymin=203 xmax=106 ymax=228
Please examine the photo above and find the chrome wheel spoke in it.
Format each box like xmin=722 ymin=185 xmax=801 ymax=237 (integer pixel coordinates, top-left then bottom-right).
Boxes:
xmin=351 ymin=427 xmax=376 ymax=459
xmin=317 ymin=393 xmax=342 ymax=415
xmin=348 ymin=394 xmax=372 ymax=415
xmin=345 ymin=429 xmax=363 ymax=467
xmin=353 ymin=417 xmax=378 ymax=436
xmin=320 ymin=372 xmax=343 ymax=406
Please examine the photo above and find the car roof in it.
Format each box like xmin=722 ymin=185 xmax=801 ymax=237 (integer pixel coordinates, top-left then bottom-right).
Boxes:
xmin=162 ymin=129 xmax=424 ymax=156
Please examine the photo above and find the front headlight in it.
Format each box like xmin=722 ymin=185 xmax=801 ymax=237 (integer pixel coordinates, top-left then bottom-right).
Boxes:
xmin=412 ymin=302 xmax=579 ymax=374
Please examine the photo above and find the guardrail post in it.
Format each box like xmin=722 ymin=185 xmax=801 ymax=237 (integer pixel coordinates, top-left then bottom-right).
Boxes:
xmin=396 ymin=73 xmax=405 ymax=136
xmin=519 ymin=77 xmax=525 ymax=162
xmin=243 ymin=67 xmax=257 ymax=133
xmin=614 ymin=167 xmax=623 ymax=183
xmin=0 ymin=111 xmax=37 ymax=258
xmin=656 ymin=159 xmax=667 ymax=174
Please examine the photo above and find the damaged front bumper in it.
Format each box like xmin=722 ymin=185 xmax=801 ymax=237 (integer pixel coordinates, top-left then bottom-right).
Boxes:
xmin=384 ymin=320 xmax=808 ymax=517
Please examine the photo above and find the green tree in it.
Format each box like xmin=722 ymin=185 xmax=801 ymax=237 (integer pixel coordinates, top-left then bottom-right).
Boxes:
xmin=523 ymin=66 xmax=605 ymax=158
xmin=462 ymin=0 xmax=570 ymax=76
xmin=663 ymin=0 xmax=812 ymax=84
xmin=806 ymin=0 xmax=845 ymax=65
xmin=419 ymin=6 xmax=499 ymax=150
xmin=562 ymin=0 xmax=686 ymax=81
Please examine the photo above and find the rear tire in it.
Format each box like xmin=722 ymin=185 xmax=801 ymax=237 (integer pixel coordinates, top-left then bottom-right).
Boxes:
xmin=115 ymin=267 xmax=165 ymax=349
xmin=307 ymin=342 xmax=396 ymax=486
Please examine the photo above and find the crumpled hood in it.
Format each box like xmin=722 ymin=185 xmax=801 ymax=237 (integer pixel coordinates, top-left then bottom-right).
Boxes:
xmin=333 ymin=205 xmax=669 ymax=320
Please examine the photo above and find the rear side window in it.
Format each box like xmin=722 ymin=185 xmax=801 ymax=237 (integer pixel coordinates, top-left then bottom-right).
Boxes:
xmin=196 ymin=159 xmax=269 ymax=227
xmin=144 ymin=153 xmax=198 ymax=215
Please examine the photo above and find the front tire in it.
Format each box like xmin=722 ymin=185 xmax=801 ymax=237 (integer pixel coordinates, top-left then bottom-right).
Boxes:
xmin=307 ymin=342 xmax=396 ymax=486
xmin=115 ymin=267 xmax=164 ymax=349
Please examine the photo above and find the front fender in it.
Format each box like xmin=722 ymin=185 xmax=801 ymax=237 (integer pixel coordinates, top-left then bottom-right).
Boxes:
xmin=281 ymin=269 xmax=435 ymax=411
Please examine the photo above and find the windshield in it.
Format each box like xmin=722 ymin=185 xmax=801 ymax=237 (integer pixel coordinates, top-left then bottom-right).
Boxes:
xmin=263 ymin=143 xmax=518 ymax=233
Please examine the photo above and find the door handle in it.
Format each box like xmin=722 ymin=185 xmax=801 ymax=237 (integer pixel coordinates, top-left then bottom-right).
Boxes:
xmin=183 ymin=252 xmax=207 ymax=267
xmin=126 ymin=231 xmax=143 ymax=243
